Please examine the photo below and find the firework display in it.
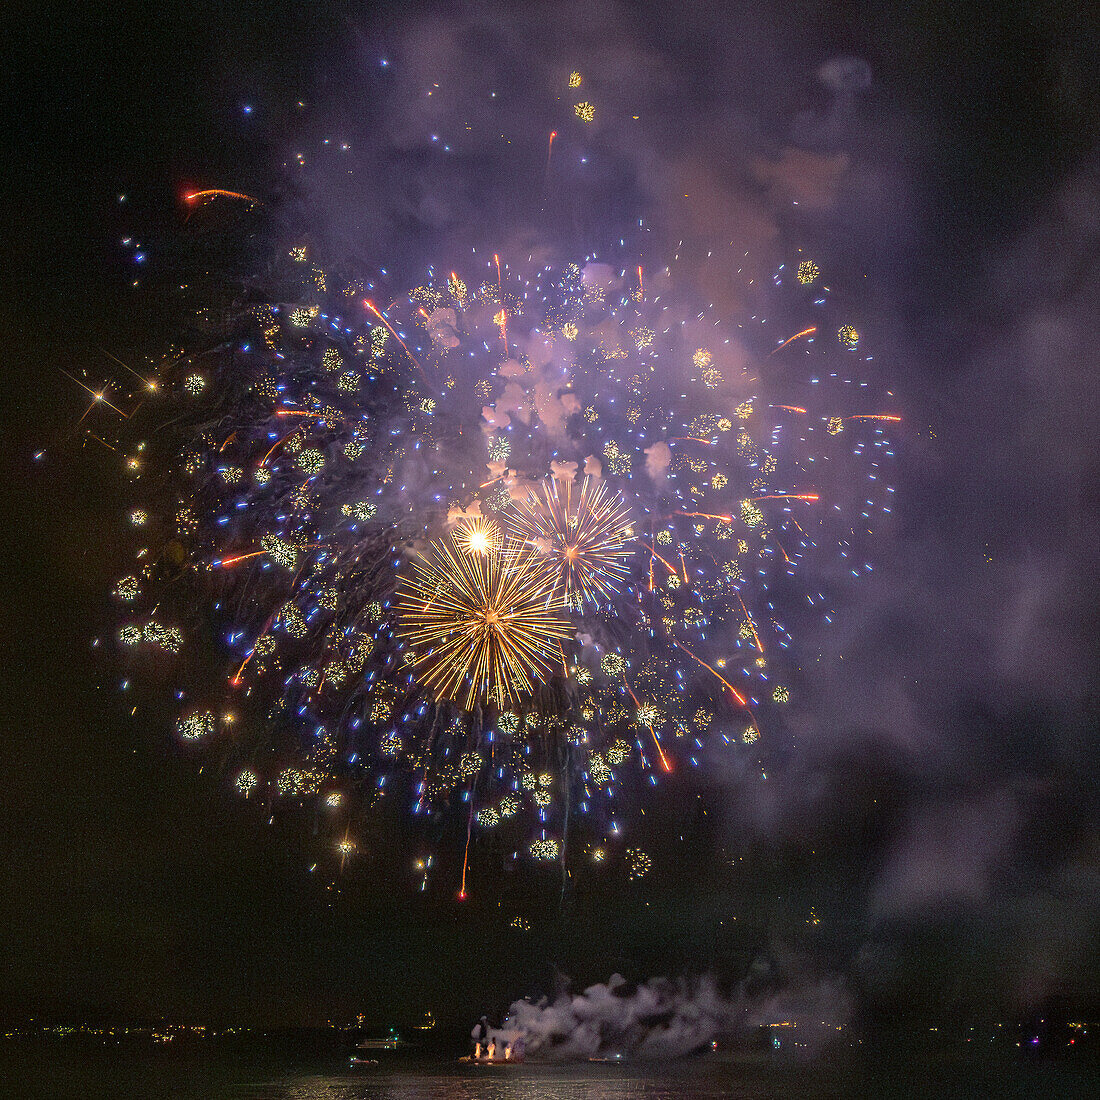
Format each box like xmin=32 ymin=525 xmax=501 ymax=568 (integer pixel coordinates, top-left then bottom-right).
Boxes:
xmin=95 ymin=224 xmax=896 ymax=891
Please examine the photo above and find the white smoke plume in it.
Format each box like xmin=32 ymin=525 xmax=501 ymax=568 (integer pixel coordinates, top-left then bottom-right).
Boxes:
xmin=477 ymin=972 xmax=850 ymax=1061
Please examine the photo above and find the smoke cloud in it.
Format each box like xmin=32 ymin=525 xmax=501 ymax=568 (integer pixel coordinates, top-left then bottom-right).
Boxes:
xmin=480 ymin=972 xmax=850 ymax=1061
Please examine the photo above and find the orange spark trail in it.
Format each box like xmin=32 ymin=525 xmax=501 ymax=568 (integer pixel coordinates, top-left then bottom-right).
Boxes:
xmin=734 ymin=593 xmax=764 ymax=653
xmin=544 ymin=131 xmax=557 ymax=188
xmin=217 ymin=551 xmax=267 ymax=568
xmin=845 ymin=414 xmax=902 ymax=423
xmin=769 ymin=404 xmax=807 ymax=414
xmin=364 ymin=300 xmax=426 ymax=379
xmin=670 ymin=639 xmax=748 ymax=707
xmin=675 ymin=510 xmax=734 ymax=523
xmin=84 ymin=432 xmax=117 ymax=452
xmin=642 ymin=542 xmax=679 ymax=576
xmin=230 ymin=611 xmax=280 ymax=685
xmin=259 ymin=428 xmax=301 ymax=467
xmin=183 ymin=189 xmax=258 ymax=205
xmin=458 ymin=797 xmax=474 ymax=900
xmin=768 ymin=326 xmax=817 ymax=355
xmin=491 ymin=255 xmax=507 ymax=353
xmin=620 ymin=674 xmax=672 ymax=773
xmin=637 ymin=265 xmax=644 ymax=298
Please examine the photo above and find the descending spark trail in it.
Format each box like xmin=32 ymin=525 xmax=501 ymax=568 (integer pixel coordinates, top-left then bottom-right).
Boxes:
xmin=544 ymin=130 xmax=557 ymax=191
xmin=364 ymin=300 xmax=424 ymax=376
xmin=183 ymin=188 xmax=259 ymax=205
xmin=769 ymin=326 xmax=817 ymax=355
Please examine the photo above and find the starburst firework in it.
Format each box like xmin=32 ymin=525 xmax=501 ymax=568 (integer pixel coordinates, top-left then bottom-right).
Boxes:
xmin=505 ymin=477 xmax=634 ymax=604
xmin=396 ymin=533 xmax=571 ymax=710
xmin=453 ymin=516 xmax=504 ymax=557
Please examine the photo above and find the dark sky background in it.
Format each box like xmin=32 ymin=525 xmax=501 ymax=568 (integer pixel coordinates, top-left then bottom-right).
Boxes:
xmin=2 ymin=0 xmax=1098 ymax=1030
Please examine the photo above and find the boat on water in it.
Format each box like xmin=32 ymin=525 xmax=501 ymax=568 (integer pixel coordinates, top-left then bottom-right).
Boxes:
xmin=348 ymin=1029 xmax=402 ymax=1065
xmin=354 ymin=1036 xmax=401 ymax=1050
xmin=458 ymin=1054 xmax=524 ymax=1065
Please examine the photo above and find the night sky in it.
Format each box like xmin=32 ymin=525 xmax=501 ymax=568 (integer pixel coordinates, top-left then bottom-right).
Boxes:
xmin=2 ymin=0 xmax=1098 ymax=1030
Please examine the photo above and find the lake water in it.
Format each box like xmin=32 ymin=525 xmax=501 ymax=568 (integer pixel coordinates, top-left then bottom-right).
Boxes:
xmin=1 ymin=1045 xmax=1096 ymax=1100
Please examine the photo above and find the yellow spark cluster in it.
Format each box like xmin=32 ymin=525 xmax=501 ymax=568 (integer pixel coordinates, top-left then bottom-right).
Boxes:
xmin=177 ymin=711 xmax=214 ymax=740
xmin=341 ymin=501 xmax=377 ymax=522
xmin=602 ymin=440 xmax=631 ymax=474
xmin=530 ymin=837 xmax=561 ymax=861
xmin=296 ymin=448 xmax=324 ymax=473
xmin=796 ymin=260 xmax=820 ymax=284
xmin=600 ymin=652 xmax=626 ymax=677
xmin=838 ymin=324 xmax=860 ymax=350
xmin=262 ymin=534 xmax=299 ymax=569
xmin=626 ymin=847 xmax=651 ymax=879
xmin=113 ymin=576 xmax=141 ymax=601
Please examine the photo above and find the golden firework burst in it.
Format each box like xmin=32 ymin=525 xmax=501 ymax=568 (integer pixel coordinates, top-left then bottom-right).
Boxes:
xmin=504 ymin=477 xmax=634 ymax=604
xmin=396 ymin=533 xmax=569 ymax=710
xmin=453 ymin=516 xmax=503 ymax=557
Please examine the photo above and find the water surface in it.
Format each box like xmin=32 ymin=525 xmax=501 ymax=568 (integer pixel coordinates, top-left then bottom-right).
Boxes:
xmin=1 ymin=1044 xmax=1095 ymax=1100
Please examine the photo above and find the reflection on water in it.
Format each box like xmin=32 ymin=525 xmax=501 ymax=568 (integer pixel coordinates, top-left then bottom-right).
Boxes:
xmin=2 ymin=1047 xmax=1096 ymax=1100
xmin=0 ymin=1049 xmax=820 ymax=1100
xmin=237 ymin=1066 xmax=766 ymax=1100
